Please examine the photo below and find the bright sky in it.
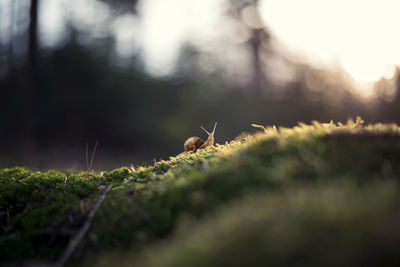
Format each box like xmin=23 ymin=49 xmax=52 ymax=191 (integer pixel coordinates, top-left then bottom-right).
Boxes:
xmin=137 ymin=0 xmax=400 ymax=83
xmin=259 ymin=0 xmax=400 ymax=83
xmin=36 ymin=0 xmax=400 ymax=83
xmin=138 ymin=0 xmax=221 ymax=76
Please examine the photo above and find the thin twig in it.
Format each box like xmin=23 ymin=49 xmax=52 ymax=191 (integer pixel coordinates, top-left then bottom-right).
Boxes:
xmin=130 ymin=164 xmax=136 ymax=172
xmin=54 ymin=184 xmax=112 ymax=267
xmin=85 ymin=142 xmax=89 ymax=171
xmin=64 ymin=175 xmax=69 ymax=185
xmin=89 ymin=139 xmax=99 ymax=172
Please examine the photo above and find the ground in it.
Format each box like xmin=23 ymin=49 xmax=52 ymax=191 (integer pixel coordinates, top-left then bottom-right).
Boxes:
xmin=1 ymin=117 xmax=400 ymax=266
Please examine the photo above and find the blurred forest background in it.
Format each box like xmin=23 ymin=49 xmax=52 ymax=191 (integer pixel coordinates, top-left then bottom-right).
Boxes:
xmin=0 ymin=0 xmax=399 ymax=170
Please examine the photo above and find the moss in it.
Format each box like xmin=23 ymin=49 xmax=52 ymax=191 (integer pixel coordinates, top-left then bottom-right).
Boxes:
xmin=1 ymin=119 xmax=400 ymax=264
xmin=0 ymin=167 xmax=31 ymax=183
xmin=103 ymin=167 xmax=132 ymax=183
xmin=122 ymin=182 xmax=400 ymax=267
xmin=0 ymin=169 xmax=104 ymax=261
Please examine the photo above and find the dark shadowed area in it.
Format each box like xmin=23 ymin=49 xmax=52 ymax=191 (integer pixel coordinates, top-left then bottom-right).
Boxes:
xmin=0 ymin=0 xmax=399 ymax=170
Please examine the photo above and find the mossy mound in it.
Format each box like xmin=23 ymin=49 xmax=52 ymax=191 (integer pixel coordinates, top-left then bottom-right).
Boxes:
xmin=1 ymin=118 xmax=400 ymax=266
xmin=117 ymin=183 xmax=400 ymax=267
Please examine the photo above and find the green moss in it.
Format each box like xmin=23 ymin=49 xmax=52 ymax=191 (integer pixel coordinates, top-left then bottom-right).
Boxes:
xmin=0 ymin=167 xmax=31 ymax=183
xmin=1 ymin=119 xmax=400 ymax=265
xmin=0 ymin=169 xmax=104 ymax=261
xmin=121 ymin=182 xmax=400 ymax=267
xmin=103 ymin=167 xmax=132 ymax=183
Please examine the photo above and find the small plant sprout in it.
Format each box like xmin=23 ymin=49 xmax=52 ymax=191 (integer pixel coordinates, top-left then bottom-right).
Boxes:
xmin=251 ymin=123 xmax=266 ymax=132
xmin=85 ymin=140 xmax=99 ymax=172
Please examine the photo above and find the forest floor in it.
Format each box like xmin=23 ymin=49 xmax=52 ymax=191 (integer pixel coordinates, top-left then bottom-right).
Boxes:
xmin=1 ymin=117 xmax=400 ymax=266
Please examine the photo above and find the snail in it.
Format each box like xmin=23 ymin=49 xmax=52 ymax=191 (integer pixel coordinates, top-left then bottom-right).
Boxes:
xmin=184 ymin=122 xmax=217 ymax=153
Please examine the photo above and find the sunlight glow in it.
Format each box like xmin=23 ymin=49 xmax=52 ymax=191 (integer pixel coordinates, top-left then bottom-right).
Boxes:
xmin=38 ymin=0 xmax=400 ymax=86
xmin=259 ymin=0 xmax=400 ymax=83
xmin=39 ymin=0 xmax=66 ymax=46
xmin=112 ymin=14 xmax=141 ymax=57
xmin=138 ymin=0 xmax=221 ymax=76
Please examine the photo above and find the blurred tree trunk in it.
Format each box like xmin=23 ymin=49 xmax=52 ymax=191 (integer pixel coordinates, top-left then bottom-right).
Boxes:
xmin=28 ymin=0 xmax=39 ymax=82
xmin=0 ymin=6 xmax=3 ymax=75
xmin=228 ymin=0 xmax=269 ymax=95
xmin=250 ymin=28 xmax=262 ymax=95
xmin=23 ymin=0 xmax=40 ymax=159
xmin=0 ymin=3 xmax=8 ymax=75
xmin=8 ymin=0 xmax=15 ymax=70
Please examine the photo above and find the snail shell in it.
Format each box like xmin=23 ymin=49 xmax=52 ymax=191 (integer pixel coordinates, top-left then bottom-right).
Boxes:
xmin=183 ymin=123 xmax=217 ymax=153
xmin=184 ymin=137 xmax=204 ymax=152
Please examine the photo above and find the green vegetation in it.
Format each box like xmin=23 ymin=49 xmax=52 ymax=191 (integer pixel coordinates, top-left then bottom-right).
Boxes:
xmin=118 ymin=183 xmax=400 ymax=267
xmin=1 ymin=118 xmax=400 ymax=266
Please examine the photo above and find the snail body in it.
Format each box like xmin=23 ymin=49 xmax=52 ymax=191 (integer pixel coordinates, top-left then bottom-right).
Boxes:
xmin=184 ymin=123 xmax=217 ymax=152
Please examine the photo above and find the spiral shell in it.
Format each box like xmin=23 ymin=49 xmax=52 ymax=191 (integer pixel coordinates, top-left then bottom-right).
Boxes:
xmin=184 ymin=137 xmax=204 ymax=152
